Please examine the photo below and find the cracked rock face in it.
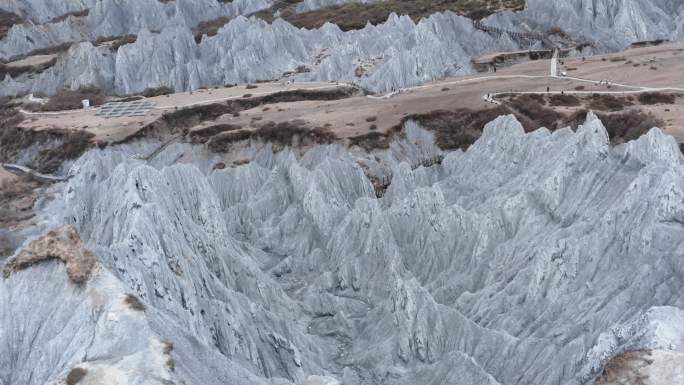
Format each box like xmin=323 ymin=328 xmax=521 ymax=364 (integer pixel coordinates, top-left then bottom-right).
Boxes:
xmin=2 ymin=114 xmax=684 ymax=385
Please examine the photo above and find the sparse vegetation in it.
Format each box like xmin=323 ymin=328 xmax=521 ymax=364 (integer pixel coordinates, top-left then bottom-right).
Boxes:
xmin=587 ymin=93 xmax=632 ymax=112
xmin=349 ymin=131 xmax=393 ymax=151
xmin=50 ymin=9 xmax=89 ymax=23
xmin=233 ymin=158 xmax=250 ymax=166
xmin=0 ymin=57 xmax=58 ymax=82
xmin=124 ymin=293 xmax=145 ymax=311
xmin=596 ymin=110 xmax=665 ymax=144
xmin=142 ymin=86 xmax=174 ymax=98
xmin=66 ymin=367 xmax=87 ymax=385
xmin=192 ymin=16 xmax=231 ymax=43
xmin=0 ymin=98 xmax=94 ymax=173
xmin=41 ymin=86 xmax=107 ymax=111
xmin=190 ymin=124 xmax=241 ymax=143
xmin=638 ymin=92 xmax=675 ymax=105
xmin=163 ymin=340 xmax=175 ymax=372
xmin=509 ymin=95 xmax=564 ymax=129
xmin=595 ymin=350 xmax=653 ymax=385
xmin=549 ymin=94 xmax=580 ymax=107
xmin=0 ymin=175 xmax=40 ymax=229
xmin=565 ymin=109 xmax=664 ymax=144
xmin=94 ymin=34 xmax=137 ymax=50
xmin=207 ymin=120 xmax=336 ymax=152
xmin=261 ymin=0 xmax=526 ymax=31
xmin=395 ymin=106 xmax=522 ymax=150
xmin=19 ymin=42 xmax=74 ymax=60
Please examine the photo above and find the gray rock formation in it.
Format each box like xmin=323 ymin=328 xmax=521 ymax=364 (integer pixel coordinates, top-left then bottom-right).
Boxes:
xmin=2 ymin=12 xmax=520 ymax=96
xmin=0 ymin=0 xmax=274 ymax=59
xmin=4 ymin=0 xmax=684 ymax=97
xmin=486 ymin=0 xmax=684 ymax=49
xmin=3 ymin=114 xmax=684 ymax=385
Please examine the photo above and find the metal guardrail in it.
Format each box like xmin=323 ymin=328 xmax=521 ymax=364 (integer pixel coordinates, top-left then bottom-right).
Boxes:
xmin=473 ymin=21 xmax=556 ymax=48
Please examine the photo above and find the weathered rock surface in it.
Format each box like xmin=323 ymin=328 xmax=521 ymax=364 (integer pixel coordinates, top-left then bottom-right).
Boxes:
xmin=3 ymin=0 xmax=684 ymax=96
xmin=0 ymin=0 xmax=274 ymax=59
xmin=486 ymin=0 xmax=684 ymax=50
xmin=2 ymin=114 xmax=684 ymax=385
xmin=2 ymin=12 xmax=520 ymax=96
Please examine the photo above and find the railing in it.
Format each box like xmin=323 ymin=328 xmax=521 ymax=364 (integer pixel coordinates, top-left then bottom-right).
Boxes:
xmin=473 ymin=21 xmax=554 ymax=47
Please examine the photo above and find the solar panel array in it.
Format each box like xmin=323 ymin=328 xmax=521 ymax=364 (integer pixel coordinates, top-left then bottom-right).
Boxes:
xmin=95 ymin=100 xmax=155 ymax=118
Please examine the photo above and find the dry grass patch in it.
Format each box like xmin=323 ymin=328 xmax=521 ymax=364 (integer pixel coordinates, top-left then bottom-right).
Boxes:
xmin=124 ymin=293 xmax=145 ymax=311
xmin=192 ymin=16 xmax=231 ymax=42
xmin=41 ymin=86 xmax=107 ymax=111
xmin=274 ymin=0 xmax=525 ymax=30
xmin=638 ymin=92 xmax=676 ymax=105
xmin=508 ymin=95 xmax=565 ymax=129
xmin=565 ymin=109 xmax=664 ymax=144
xmin=349 ymin=131 xmax=393 ymax=151
xmin=163 ymin=340 xmax=175 ymax=372
xmin=0 ymin=57 xmax=57 ymax=80
xmin=3 ymin=225 xmax=97 ymax=284
xmin=94 ymin=34 xmax=137 ymax=50
xmin=587 ymin=93 xmax=633 ymax=112
xmin=50 ymin=9 xmax=89 ymax=23
xmin=142 ymin=86 xmax=174 ymax=98
xmin=207 ymin=121 xmax=336 ymax=152
xmin=126 ymin=87 xmax=356 ymax=147
xmin=66 ymin=367 xmax=87 ymax=385
xmin=190 ymin=123 xmax=241 ymax=143
xmin=0 ymin=175 xmax=40 ymax=229
xmin=595 ymin=350 xmax=653 ymax=385
xmin=396 ymin=105 xmax=521 ymax=150
xmin=0 ymin=98 xmax=94 ymax=173
xmin=14 ymin=42 xmax=74 ymax=62
xmin=549 ymin=94 xmax=580 ymax=107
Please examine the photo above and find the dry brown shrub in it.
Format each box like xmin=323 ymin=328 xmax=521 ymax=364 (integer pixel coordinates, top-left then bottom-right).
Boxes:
xmin=42 ymin=86 xmax=106 ymax=111
xmin=124 ymin=293 xmax=145 ymax=311
xmin=549 ymin=94 xmax=580 ymax=106
xmin=66 ymin=367 xmax=87 ymax=385
xmin=142 ymin=86 xmax=174 ymax=98
xmin=638 ymin=92 xmax=676 ymax=105
xmin=588 ymin=94 xmax=632 ymax=112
